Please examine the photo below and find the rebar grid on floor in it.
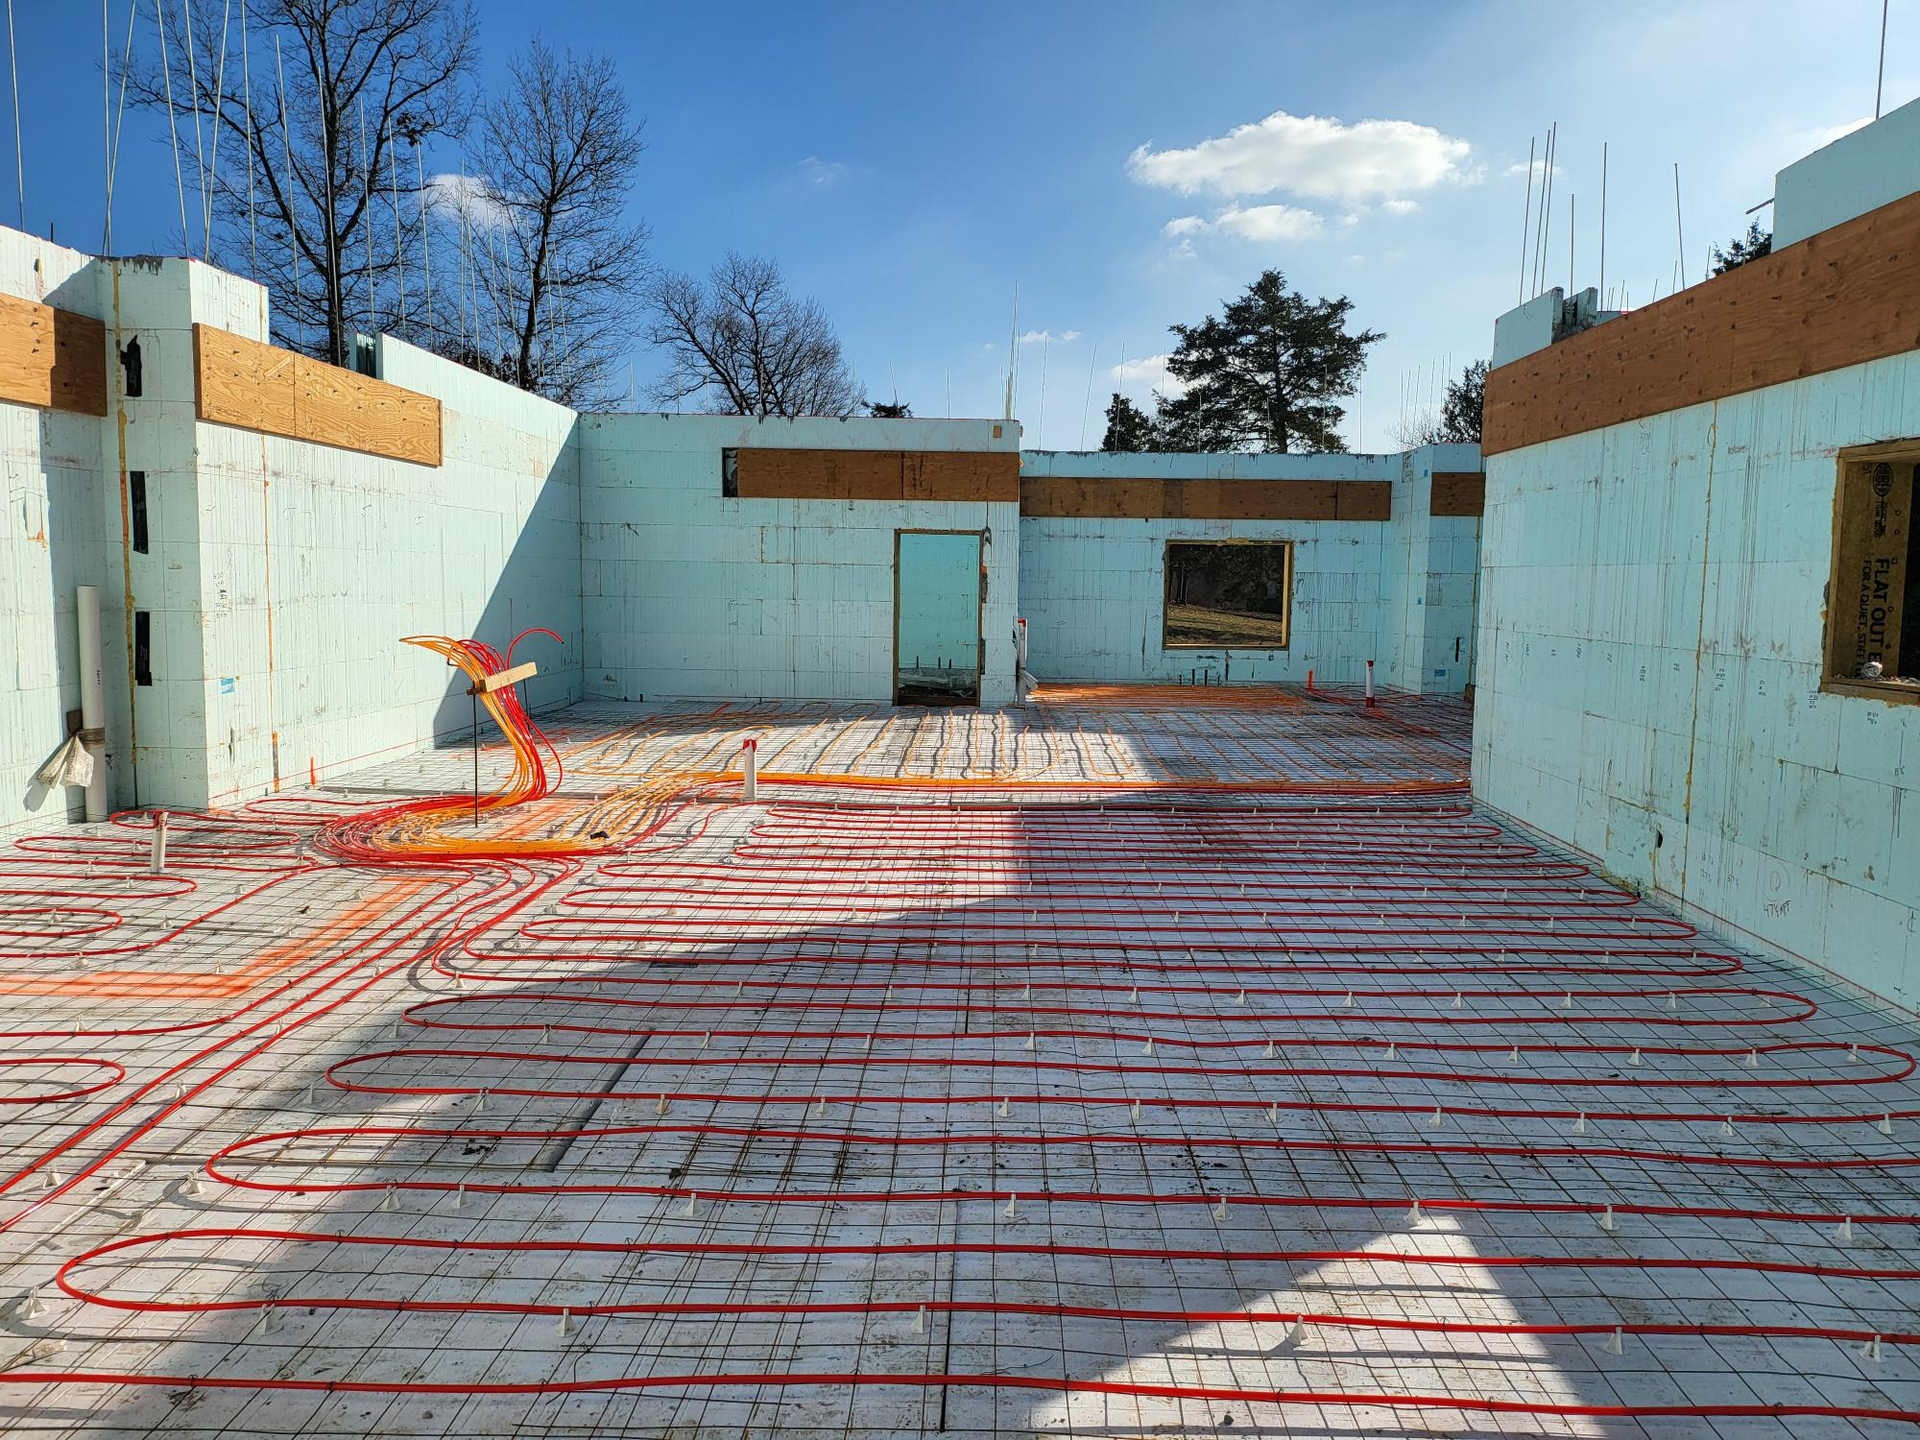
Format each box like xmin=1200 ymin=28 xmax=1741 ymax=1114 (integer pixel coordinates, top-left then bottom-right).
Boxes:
xmin=0 ymin=693 xmax=1914 ymax=1438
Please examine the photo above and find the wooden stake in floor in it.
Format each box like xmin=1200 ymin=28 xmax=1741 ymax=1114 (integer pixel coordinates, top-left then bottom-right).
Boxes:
xmin=463 ymin=660 xmax=538 ymax=827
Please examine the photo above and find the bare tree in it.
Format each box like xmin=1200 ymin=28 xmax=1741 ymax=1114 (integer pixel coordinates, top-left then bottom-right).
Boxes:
xmin=644 ymin=253 xmax=864 ymax=417
xmin=471 ymin=41 xmax=648 ymax=408
xmin=126 ymin=0 xmax=476 ymax=366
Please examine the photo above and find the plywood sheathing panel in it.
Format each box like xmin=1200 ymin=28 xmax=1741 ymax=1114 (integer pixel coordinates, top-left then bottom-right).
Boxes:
xmin=0 ymin=292 xmax=107 ymax=415
xmin=1483 ymin=187 xmax=1920 ymax=456
xmin=194 ymin=322 xmax=297 ymax=436
xmin=1430 ymin=471 xmax=1487 ymax=517
xmin=192 ymin=323 xmax=442 ymax=466
xmin=734 ymin=448 xmax=1018 ymax=503
xmin=1019 ymin=476 xmax=1391 ymax=521
xmin=297 ymin=347 xmax=441 ymax=465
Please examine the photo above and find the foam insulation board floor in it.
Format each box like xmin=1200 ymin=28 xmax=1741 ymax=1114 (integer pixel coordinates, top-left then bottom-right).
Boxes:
xmin=0 ymin=691 xmax=1915 ymax=1437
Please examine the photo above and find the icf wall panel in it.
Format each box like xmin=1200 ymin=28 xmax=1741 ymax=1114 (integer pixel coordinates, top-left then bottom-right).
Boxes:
xmin=0 ymin=230 xmax=123 ymax=834
xmin=195 ymin=334 xmax=582 ymax=806
xmin=1475 ymin=349 xmax=1920 ymax=1009
xmin=1017 ymin=446 xmax=1477 ymax=692
xmin=581 ymin=415 xmax=1020 ymax=705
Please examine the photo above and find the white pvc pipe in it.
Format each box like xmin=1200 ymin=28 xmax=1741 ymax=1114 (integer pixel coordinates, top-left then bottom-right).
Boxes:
xmin=76 ymin=585 xmax=107 ymax=822
xmin=149 ymin=810 xmax=168 ymax=874
xmin=742 ymin=739 xmax=758 ymax=802
xmin=1365 ymin=659 xmax=1377 ymax=707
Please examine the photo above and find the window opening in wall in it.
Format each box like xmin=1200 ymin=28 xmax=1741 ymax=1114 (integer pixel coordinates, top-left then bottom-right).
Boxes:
xmin=130 ymin=471 xmax=148 ymax=554
xmin=721 ymin=448 xmax=739 ymax=497
xmin=1163 ymin=540 xmax=1293 ymax=650
xmin=134 ymin=611 xmax=152 ymax=686
xmin=1826 ymin=443 xmax=1918 ymax=701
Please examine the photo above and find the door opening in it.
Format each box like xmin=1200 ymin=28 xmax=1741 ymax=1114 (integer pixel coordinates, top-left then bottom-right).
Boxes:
xmin=894 ymin=530 xmax=983 ymax=705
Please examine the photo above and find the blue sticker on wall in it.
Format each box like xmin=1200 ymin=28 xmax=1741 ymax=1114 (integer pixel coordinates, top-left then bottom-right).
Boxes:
xmin=220 ymin=677 xmax=236 ymax=695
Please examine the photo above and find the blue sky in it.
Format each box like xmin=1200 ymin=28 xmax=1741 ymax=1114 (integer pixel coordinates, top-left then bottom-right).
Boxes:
xmin=11 ymin=0 xmax=1914 ymax=449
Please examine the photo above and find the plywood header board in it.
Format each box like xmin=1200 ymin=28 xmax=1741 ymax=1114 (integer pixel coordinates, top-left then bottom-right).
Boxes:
xmin=193 ymin=324 xmax=442 ymax=466
xmin=733 ymin=448 xmax=1018 ymax=503
xmin=1019 ymin=476 xmax=1391 ymax=522
xmin=1483 ymin=187 xmax=1920 ymax=457
xmin=1430 ymin=471 xmax=1486 ymax=517
xmin=0 ymin=292 xmax=107 ymax=416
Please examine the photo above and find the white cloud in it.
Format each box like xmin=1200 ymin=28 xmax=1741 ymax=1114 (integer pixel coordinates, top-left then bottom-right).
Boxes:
xmin=1110 ymin=353 xmax=1192 ymax=399
xmin=1159 ymin=202 xmax=1324 ymax=252
xmin=1128 ymin=109 xmax=1471 ymax=206
xmin=1382 ymin=198 xmax=1420 ymax=216
xmin=1212 ymin=202 xmax=1325 ymax=241
xmin=1018 ymin=328 xmax=1080 ymax=344
xmin=421 ymin=172 xmax=509 ymax=229
xmin=1506 ymin=157 xmax=1561 ymax=182
xmin=795 ymin=156 xmax=849 ymax=187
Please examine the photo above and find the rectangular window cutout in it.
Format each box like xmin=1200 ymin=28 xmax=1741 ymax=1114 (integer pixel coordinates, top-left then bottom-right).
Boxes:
xmin=133 ymin=610 xmax=152 ymax=686
xmin=1163 ymin=540 xmax=1293 ymax=650
xmin=1826 ymin=444 xmax=1918 ymax=702
xmin=130 ymin=471 xmax=148 ymax=554
xmin=721 ymin=448 xmax=739 ymax=498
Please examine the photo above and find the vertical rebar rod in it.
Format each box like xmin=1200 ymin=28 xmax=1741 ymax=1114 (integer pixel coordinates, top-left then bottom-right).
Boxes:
xmin=7 ymin=0 xmax=25 ymax=230
xmin=1877 ymin=0 xmax=1890 ymax=119
xmin=102 ymin=0 xmax=110 ymax=249
xmin=1673 ymin=163 xmax=1686 ymax=290
xmin=182 ymin=0 xmax=208 ymax=256
xmin=273 ymin=37 xmax=297 ymax=304
xmin=1599 ymin=142 xmax=1608 ymax=311
xmin=239 ymin=0 xmax=256 ymax=274
xmin=359 ymin=92 xmax=374 ymax=332
xmin=1517 ymin=135 xmax=1535 ymax=305
xmin=159 ymin=0 xmax=191 ymax=244
xmin=387 ymin=111 xmax=406 ymax=338
xmin=105 ymin=0 xmax=138 ymax=254
xmin=416 ymin=146 xmax=432 ymax=338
